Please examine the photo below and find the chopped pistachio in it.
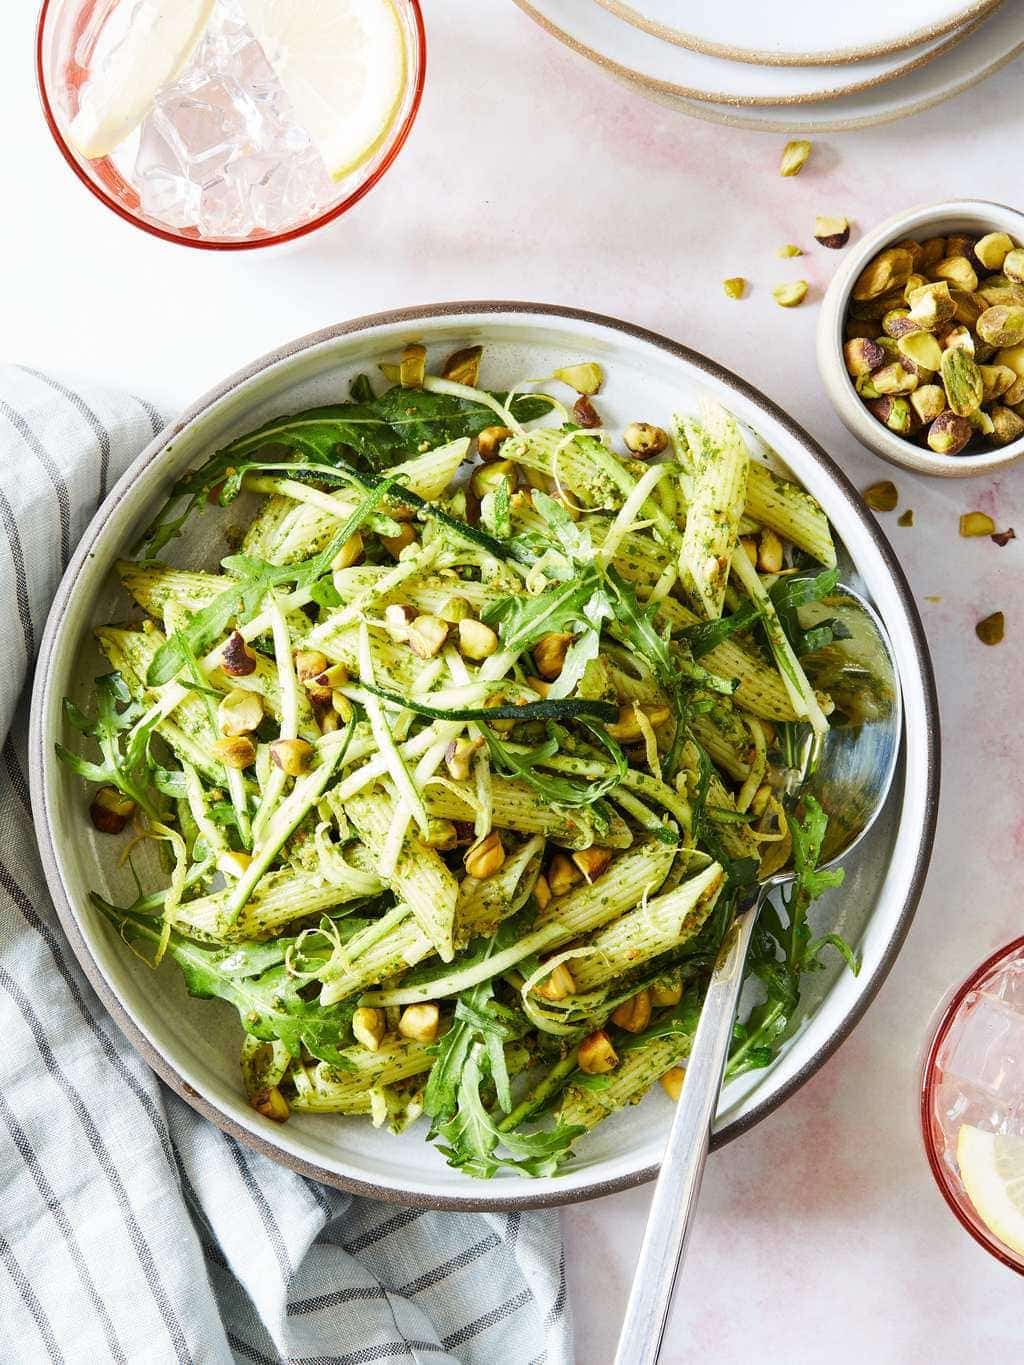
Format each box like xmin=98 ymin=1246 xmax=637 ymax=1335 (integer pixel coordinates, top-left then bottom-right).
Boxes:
xmin=898 ymin=331 xmax=943 ymax=372
xmin=552 ymin=362 xmax=603 ymax=395
xmin=441 ymin=345 xmax=482 ymax=387
xmin=779 ymin=139 xmax=811 ymax=177
xmin=976 ymin=611 xmax=1005 ymax=646
xmin=1004 ymin=249 xmax=1024 ymax=284
xmin=960 ymin=511 xmax=996 ymax=537
xmin=843 ymin=337 xmax=886 ymax=377
xmin=814 ymin=215 xmax=850 ymax=249
xmin=991 ymin=528 xmax=1017 ymax=547
xmin=772 ymin=280 xmax=808 ymax=308
xmin=722 ymin=277 xmax=746 ymax=300
xmin=777 ymin=244 xmax=803 ymax=258
xmin=863 ymin=480 xmax=898 ymax=512
xmin=924 ymin=594 xmax=943 ymax=603
xmin=897 ymin=509 xmax=914 ymax=527
xmin=398 ymin=343 xmax=426 ymax=389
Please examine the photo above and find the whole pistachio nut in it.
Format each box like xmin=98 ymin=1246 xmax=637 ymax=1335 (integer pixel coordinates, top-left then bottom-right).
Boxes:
xmin=907 ymin=281 xmax=955 ymax=330
xmin=843 ymin=337 xmax=886 ymax=376
xmin=990 ymin=405 xmax=1024 ymax=446
xmin=814 ymin=214 xmax=850 ymax=249
xmin=865 ymin=396 xmax=913 ymax=435
xmin=882 ymin=308 xmax=922 ymax=340
xmin=1004 ymin=373 xmax=1024 ymax=407
xmin=931 ymin=256 xmax=979 ymax=293
xmin=979 ymin=364 xmax=1018 ymax=402
xmin=976 ymin=284 xmax=1024 ymax=309
xmin=995 ymin=343 xmax=1024 ymax=377
xmin=940 ymin=347 xmax=984 ymax=416
xmin=945 ymin=234 xmax=983 ymax=270
xmin=892 ymin=238 xmax=924 ymax=269
xmin=872 ymin=362 xmax=918 ymax=396
xmin=874 ymin=336 xmax=899 ymax=362
xmin=1003 ymin=249 xmax=1024 ymax=284
xmin=977 ymin=305 xmax=1024 ymax=348
xmin=779 ymin=139 xmax=811 ymax=176
xmin=950 ymin=289 xmax=988 ymax=328
xmin=399 ymin=343 xmax=427 ymax=389
xmin=927 ymin=410 xmax=973 ymax=456
xmin=898 ymin=331 xmax=943 ymax=373
xmin=850 ymin=287 xmax=908 ymax=321
xmin=852 ymin=247 xmax=914 ymax=302
xmin=910 ymin=384 xmax=947 ymax=425
xmin=918 ymin=236 xmax=947 ymax=270
xmin=974 ymin=232 xmax=1015 ymax=272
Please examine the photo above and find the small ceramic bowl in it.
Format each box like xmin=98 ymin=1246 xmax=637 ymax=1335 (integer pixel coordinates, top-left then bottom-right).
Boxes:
xmin=817 ymin=199 xmax=1024 ymax=478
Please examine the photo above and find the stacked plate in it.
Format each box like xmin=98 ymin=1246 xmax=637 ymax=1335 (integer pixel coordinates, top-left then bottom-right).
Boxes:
xmin=514 ymin=0 xmax=1024 ymax=131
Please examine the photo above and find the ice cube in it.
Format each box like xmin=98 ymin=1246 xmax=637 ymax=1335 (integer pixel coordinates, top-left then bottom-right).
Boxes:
xmin=197 ymin=172 xmax=247 ymax=238
xmin=138 ymin=166 xmax=201 ymax=229
xmin=153 ymin=77 xmax=254 ymax=171
xmin=940 ymin=993 xmax=1024 ymax=1100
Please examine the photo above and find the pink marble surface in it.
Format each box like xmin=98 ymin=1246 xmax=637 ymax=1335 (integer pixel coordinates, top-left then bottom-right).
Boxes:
xmin=7 ymin=1 xmax=1024 ymax=1359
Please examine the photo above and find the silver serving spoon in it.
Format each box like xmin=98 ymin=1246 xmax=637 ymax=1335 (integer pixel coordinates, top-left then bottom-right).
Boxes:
xmin=614 ymin=585 xmax=901 ymax=1365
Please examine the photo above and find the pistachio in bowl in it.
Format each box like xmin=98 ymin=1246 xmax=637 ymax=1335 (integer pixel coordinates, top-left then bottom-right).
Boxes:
xmin=846 ymin=232 xmax=1024 ymax=457
xmin=817 ymin=201 xmax=1024 ymax=478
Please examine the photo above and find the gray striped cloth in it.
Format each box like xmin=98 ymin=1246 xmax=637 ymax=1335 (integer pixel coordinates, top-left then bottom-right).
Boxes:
xmin=0 ymin=366 xmax=573 ymax=1365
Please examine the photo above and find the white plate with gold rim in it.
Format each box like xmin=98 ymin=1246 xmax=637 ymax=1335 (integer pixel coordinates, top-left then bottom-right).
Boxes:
xmin=599 ymin=1 xmax=1024 ymax=132
xmin=515 ymin=0 xmax=1001 ymax=106
xmin=590 ymin=0 xmax=1000 ymax=66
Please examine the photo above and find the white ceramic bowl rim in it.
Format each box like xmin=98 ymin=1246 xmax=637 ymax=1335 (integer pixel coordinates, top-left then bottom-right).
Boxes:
xmin=821 ymin=198 xmax=1024 ymax=474
xmin=28 ymin=303 xmax=941 ymax=1210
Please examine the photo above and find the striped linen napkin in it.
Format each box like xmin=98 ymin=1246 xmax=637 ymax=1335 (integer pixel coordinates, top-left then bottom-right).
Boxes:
xmin=0 ymin=365 xmax=572 ymax=1365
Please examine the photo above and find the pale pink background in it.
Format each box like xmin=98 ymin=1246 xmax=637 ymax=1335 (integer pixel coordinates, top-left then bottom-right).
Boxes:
xmin=6 ymin=2 xmax=1024 ymax=1360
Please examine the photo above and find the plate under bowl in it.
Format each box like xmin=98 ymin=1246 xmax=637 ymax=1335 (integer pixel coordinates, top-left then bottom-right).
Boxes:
xmin=29 ymin=304 xmax=939 ymax=1210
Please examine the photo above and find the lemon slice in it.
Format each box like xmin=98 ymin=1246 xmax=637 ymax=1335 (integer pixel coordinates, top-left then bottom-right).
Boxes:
xmin=957 ymin=1125 xmax=1024 ymax=1256
xmin=241 ymin=0 xmax=406 ymax=181
xmin=69 ymin=0 xmax=215 ymax=159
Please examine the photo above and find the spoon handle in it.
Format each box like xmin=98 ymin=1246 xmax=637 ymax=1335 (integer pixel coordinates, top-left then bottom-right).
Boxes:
xmin=612 ymin=887 xmax=766 ymax=1365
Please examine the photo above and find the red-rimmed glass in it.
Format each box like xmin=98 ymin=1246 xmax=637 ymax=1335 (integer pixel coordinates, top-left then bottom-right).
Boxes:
xmin=921 ymin=935 xmax=1024 ymax=1275
xmin=36 ymin=0 xmax=426 ymax=251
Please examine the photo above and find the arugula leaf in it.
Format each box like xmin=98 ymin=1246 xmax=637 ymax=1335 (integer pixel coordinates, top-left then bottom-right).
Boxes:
xmin=680 ymin=602 xmax=759 ymax=659
xmin=484 ymin=567 xmax=603 ymax=654
xmin=434 ymin=1043 xmax=582 ymax=1179
xmin=424 ymin=977 xmax=522 ymax=1124
xmin=769 ymin=568 xmax=851 ymax=657
xmin=141 ymin=385 xmax=549 ymax=553
xmin=55 ymin=673 xmax=163 ymax=820
xmin=726 ymin=795 xmax=854 ymax=1080
xmin=93 ymin=899 xmax=356 ymax=1064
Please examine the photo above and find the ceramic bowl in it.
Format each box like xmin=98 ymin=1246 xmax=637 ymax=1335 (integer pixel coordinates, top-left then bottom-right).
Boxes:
xmin=30 ymin=304 xmax=940 ymax=1210
xmin=817 ymin=199 xmax=1024 ymax=477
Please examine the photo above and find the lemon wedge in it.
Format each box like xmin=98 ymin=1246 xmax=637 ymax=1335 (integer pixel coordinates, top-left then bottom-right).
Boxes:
xmin=241 ymin=0 xmax=406 ymax=182
xmin=957 ymin=1125 xmax=1024 ymax=1256
xmin=69 ymin=0 xmax=215 ymax=159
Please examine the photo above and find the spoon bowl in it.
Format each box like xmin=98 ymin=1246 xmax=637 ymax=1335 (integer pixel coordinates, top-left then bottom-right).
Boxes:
xmin=615 ymin=583 xmax=902 ymax=1365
